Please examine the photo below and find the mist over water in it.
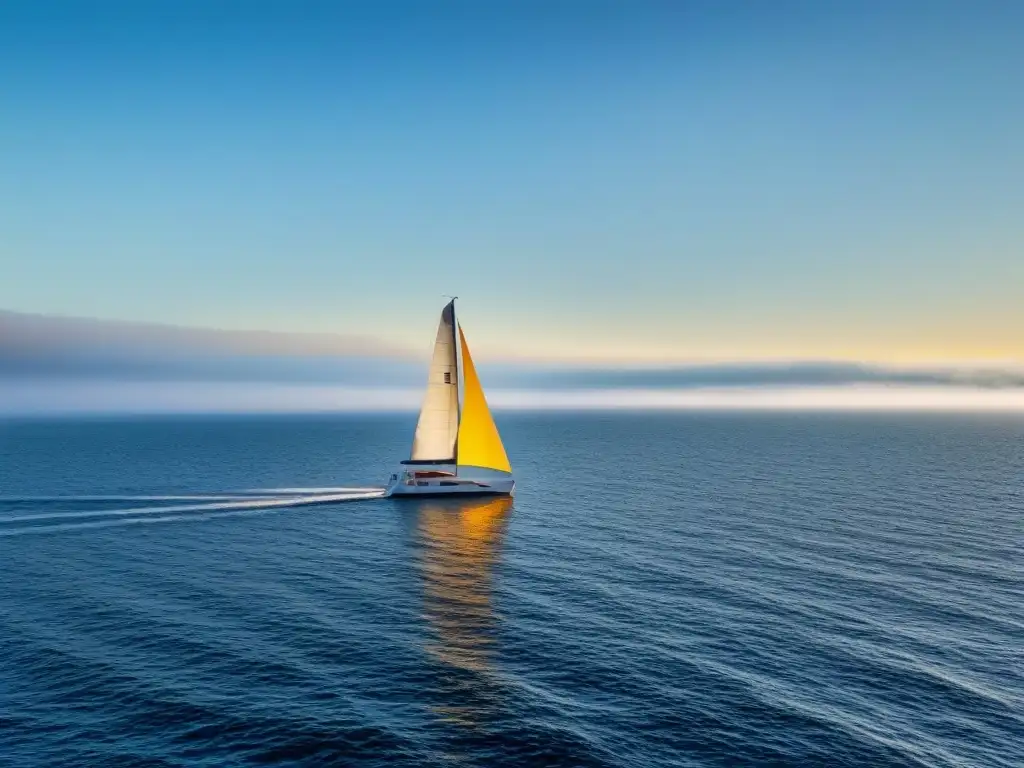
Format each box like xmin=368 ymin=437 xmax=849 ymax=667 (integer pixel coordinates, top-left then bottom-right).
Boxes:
xmin=2 ymin=413 xmax=1021 ymax=766
xmin=4 ymin=378 xmax=1024 ymax=415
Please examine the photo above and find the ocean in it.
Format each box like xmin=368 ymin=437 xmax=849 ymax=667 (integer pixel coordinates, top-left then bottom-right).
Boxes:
xmin=1 ymin=413 xmax=1021 ymax=767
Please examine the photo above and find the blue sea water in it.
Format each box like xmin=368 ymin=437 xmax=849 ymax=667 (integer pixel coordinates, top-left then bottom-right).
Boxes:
xmin=1 ymin=413 xmax=1021 ymax=767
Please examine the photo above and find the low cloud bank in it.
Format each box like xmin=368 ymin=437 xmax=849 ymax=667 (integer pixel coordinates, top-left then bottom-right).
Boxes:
xmin=515 ymin=362 xmax=1024 ymax=390
xmin=0 ymin=309 xmax=419 ymax=384
xmin=2 ymin=309 xmax=1022 ymax=413
xmin=0 ymin=309 xmax=409 ymax=359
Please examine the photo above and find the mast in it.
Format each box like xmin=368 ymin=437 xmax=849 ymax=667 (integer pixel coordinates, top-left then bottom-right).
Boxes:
xmin=452 ymin=298 xmax=462 ymax=425
xmin=450 ymin=297 xmax=461 ymax=471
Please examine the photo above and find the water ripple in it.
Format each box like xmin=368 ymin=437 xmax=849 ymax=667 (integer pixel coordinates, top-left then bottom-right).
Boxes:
xmin=1 ymin=413 xmax=1022 ymax=767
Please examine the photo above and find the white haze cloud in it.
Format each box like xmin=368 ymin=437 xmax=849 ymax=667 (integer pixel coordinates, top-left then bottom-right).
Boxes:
xmin=3 ymin=310 xmax=1024 ymax=415
xmin=3 ymin=381 xmax=1024 ymax=415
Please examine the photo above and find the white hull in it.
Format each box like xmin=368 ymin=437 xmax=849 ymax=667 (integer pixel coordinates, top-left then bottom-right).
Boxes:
xmin=384 ymin=472 xmax=514 ymax=498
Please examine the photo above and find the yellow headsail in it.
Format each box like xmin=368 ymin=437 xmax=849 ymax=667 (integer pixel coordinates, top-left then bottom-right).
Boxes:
xmin=456 ymin=325 xmax=512 ymax=473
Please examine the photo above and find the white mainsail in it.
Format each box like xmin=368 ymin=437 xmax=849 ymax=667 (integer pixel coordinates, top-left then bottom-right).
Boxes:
xmin=409 ymin=300 xmax=459 ymax=462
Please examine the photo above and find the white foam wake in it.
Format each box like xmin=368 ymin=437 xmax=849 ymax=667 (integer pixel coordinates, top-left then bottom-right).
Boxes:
xmin=0 ymin=488 xmax=383 ymax=506
xmin=240 ymin=487 xmax=385 ymax=494
xmin=0 ymin=491 xmax=385 ymax=527
xmin=0 ymin=493 xmax=387 ymax=537
xmin=0 ymin=495 xmax=264 ymax=503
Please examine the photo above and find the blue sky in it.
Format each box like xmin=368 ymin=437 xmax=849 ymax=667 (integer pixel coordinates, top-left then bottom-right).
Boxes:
xmin=2 ymin=1 xmax=1023 ymax=363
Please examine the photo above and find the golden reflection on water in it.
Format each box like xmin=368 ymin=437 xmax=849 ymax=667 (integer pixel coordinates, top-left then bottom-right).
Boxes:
xmin=415 ymin=496 xmax=512 ymax=726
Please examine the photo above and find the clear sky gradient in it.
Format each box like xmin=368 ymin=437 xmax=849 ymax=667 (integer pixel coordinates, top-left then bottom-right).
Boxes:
xmin=3 ymin=1 xmax=1022 ymax=364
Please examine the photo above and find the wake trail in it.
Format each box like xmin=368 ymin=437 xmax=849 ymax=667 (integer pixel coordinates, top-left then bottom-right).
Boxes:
xmin=240 ymin=487 xmax=384 ymax=494
xmin=0 ymin=491 xmax=386 ymax=526
xmin=0 ymin=494 xmax=386 ymax=537
xmin=0 ymin=495 xmax=264 ymax=503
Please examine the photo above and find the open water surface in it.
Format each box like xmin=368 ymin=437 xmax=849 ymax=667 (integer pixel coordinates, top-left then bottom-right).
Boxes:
xmin=1 ymin=413 xmax=1021 ymax=766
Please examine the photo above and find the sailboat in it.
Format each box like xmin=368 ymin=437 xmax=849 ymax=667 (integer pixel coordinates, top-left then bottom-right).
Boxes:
xmin=384 ymin=299 xmax=515 ymax=497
